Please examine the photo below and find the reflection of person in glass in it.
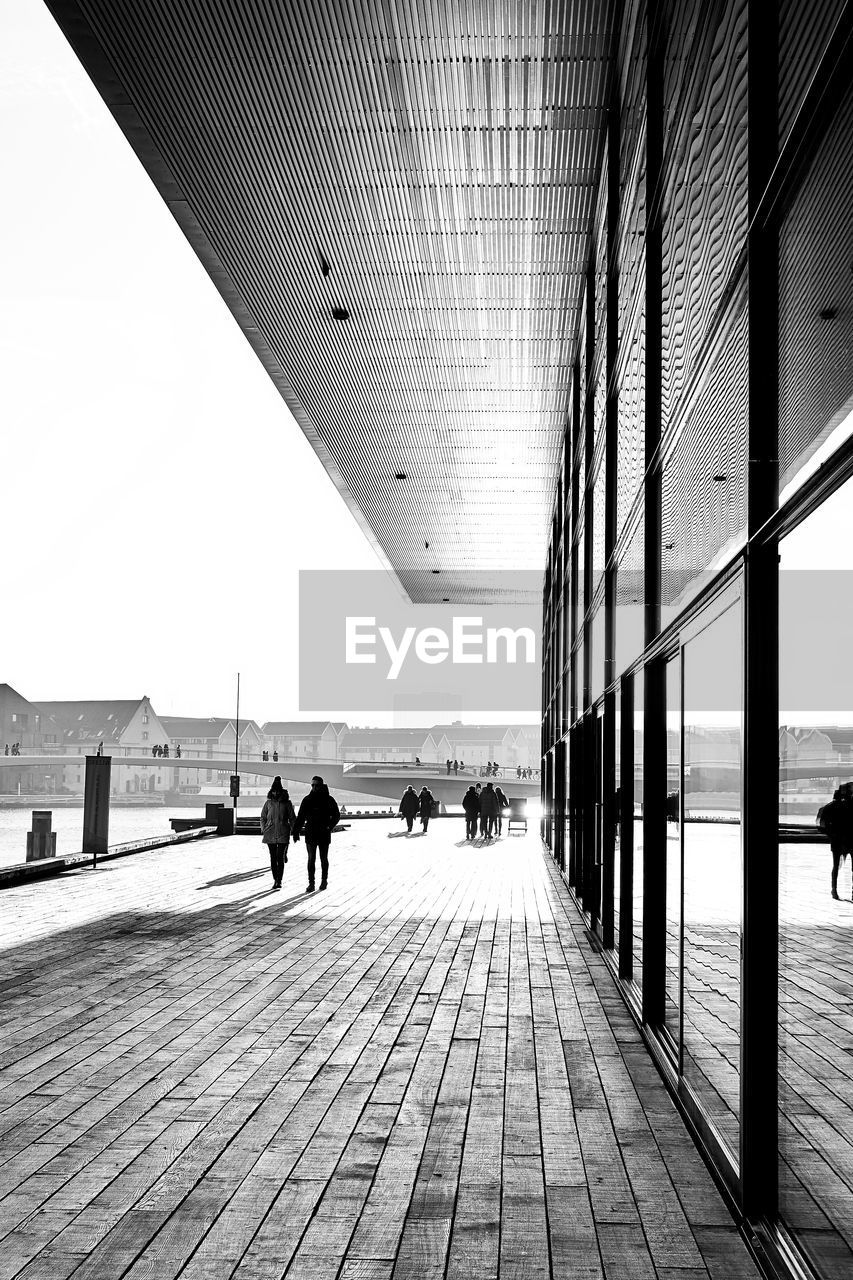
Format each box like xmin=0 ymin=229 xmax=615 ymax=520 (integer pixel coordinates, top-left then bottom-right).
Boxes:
xmin=817 ymin=786 xmax=853 ymax=900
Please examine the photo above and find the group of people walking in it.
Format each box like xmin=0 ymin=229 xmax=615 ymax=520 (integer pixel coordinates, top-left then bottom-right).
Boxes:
xmin=259 ymin=774 xmax=340 ymax=892
xmin=3 ymin=743 xmax=22 ymax=756
xmin=150 ymin=743 xmax=180 ymax=758
xmin=397 ymin=780 xmax=511 ymax=840
xmin=462 ymin=780 xmax=510 ymax=839
xmin=398 ymin=784 xmax=436 ymax=833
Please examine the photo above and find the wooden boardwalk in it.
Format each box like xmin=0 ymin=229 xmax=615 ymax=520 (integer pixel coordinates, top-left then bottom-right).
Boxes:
xmin=0 ymin=821 xmax=761 ymax=1280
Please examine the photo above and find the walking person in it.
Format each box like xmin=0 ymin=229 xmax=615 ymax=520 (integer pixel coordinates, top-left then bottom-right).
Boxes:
xmin=479 ymin=781 xmax=499 ymax=839
xmin=260 ymin=775 xmax=295 ymax=889
xmin=418 ymin=786 xmax=435 ymax=833
xmin=293 ymin=776 xmax=340 ymax=893
xmin=494 ymin=784 xmax=510 ymax=835
xmin=399 ymin=784 xmax=419 ymax=832
xmin=446 ymin=758 xmax=451 ymax=775
xmin=818 ymin=787 xmax=853 ymax=900
xmin=453 ymin=758 xmax=458 ymax=776
xmin=462 ymin=785 xmax=480 ymax=840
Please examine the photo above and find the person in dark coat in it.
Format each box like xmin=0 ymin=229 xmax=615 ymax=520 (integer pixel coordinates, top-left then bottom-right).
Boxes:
xmin=462 ymin=786 xmax=480 ymax=840
xmin=818 ymin=788 xmax=853 ymax=900
xmin=399 ymin=785 xmax=419 ymax=832
xmin=494 ymin=785 xmax=510 ymax=835
xmin=260 ymin=776 xmax=296 ymax=889
xmin=479 ymin=782 xmax=500 ymax=838
xmin=418 ymin=786 xmax=435 ymax=833
xmin=293 ymin=776 xmax=340 ymax=892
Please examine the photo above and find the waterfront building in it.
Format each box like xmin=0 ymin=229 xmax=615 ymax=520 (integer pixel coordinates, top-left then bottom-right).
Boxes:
xmin=35 ymin=696 xmax=171 ymax=795
xmin=428 ymin=723 xmax=524 ymax=772
xmin=261 ymin=721 xmax=345 ymax=762
xmin=160 ymin=716 xmax=265 ymax=790
xmin=0 ymin=684 xmax=59 ymax=795
xmin=341 ymin=728 xmax=446 ymax=765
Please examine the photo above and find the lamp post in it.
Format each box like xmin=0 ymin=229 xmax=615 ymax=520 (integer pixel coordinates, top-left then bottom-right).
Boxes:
xmin=231 ymin=672 xmax=241 ymax=830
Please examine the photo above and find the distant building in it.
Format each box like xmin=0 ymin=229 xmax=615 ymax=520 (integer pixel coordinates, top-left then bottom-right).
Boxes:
xmin=160 ymin=716 xmax=265 ymax=789
xmin=35 ymin=696 xmax=171 ymax=795
xmin=429 ymin=723 xmax=520 ymax=769
xmin=262 ymin=722 xmax=346 ymax=761
xmin=342 ymin=728 xmax=444 ymax=764
xmin=0 ymin=684 xmax=60 ymax=794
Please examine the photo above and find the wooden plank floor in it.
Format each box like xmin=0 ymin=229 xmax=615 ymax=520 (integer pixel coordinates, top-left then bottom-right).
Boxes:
xmin=0 ymin=821 xmax=761 ymax=1280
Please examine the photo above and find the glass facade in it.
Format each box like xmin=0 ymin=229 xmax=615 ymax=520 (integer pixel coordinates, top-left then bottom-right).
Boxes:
xmin=779 ymin=477 xmax=853 ymax=1276
xmin=539 ymin=3 xmax=853 ymax=1277
xmin=682 ymin=597 xmax=742 ymax=1167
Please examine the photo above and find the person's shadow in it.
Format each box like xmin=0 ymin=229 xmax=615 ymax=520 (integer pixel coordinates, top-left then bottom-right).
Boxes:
xmin=198 ymin=868 xmax=267 ymax=889
xmin=241 ymin=887 xmax=315 ymax=909
xmin=387 ymin=830 xmax=411 ymax=839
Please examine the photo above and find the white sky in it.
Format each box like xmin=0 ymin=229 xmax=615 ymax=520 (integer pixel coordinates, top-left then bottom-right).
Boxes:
xmin=1 ymin=0 xmax=539 ymax=727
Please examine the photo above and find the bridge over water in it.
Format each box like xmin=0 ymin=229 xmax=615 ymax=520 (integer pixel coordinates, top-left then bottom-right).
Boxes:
xmin=0 ymin=755 xmax=539 ymax=806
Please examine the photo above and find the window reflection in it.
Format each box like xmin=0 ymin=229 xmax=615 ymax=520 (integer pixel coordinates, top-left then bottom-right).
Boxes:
xmin=665 ymin=657 xmax=681 ymax=1045
xmin=779 ymin=476 xmax=853 ymax=1276
xmin=682 ymin=599 xmax=742 ymax=1166
xmin=614 ymin=686 xmax=622 ymax=956
xmin=633 ymin=677 xmax=644 ymax=993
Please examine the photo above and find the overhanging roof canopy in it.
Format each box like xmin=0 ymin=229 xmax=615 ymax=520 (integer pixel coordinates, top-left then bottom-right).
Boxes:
xmin=47 ymin=0 xmax=614 ymax=600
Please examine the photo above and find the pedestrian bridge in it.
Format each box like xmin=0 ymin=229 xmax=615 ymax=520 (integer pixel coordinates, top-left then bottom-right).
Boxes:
xmin=0 ymin=755 xmax=539 ymax=806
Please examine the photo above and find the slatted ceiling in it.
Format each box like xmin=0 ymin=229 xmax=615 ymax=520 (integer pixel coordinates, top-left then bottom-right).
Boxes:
xmin=48 ymin=0 xmax=615 ymax=600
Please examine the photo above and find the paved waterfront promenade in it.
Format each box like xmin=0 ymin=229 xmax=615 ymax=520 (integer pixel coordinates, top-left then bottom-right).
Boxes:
xmin=0 ymin=822 xmax=759 ymax=1279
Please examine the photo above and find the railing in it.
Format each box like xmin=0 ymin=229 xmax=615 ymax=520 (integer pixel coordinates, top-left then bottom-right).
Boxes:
xmin=342 ymin=760 xmax=540 ymax=782
xmin=2 ymin=746 xmax=542 ymax=781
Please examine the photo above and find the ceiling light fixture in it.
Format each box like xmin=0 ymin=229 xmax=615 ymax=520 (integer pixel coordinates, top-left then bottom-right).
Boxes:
xmin=819 ymin=307 xmax=837 ymax=321
xmin=331 ymin=305 xmax=349 ymax=321
xmin=394 ymin=471 xmax=407 ymax=481
xmin=712 ymin=473 xmax=728 ymax=482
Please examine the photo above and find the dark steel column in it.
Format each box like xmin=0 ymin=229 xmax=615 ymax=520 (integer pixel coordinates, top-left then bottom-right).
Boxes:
xmin=602 ymin=95 xmax=621 ymax=951
xmin=619 ymin=674 xmax=634 ymax=979
xmin=741 ymin=0 xmax=779 ymax=1220
xmin=642 ymin=0 xmax=665 ymax=1027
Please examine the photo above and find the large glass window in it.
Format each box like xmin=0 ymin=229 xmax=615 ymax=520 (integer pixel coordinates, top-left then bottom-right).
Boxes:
xmin=682 ymin=597 xmax=742 ymax=1167
xmin=664 ymin=656 xmax=682 ymax=1046
xmin=779 ymin=476 xmax=853 ymax=1275
xmin=779 ymin=80 xmax=853 ymax=502
xmin=632 ymin=676 xmax=645 ymax=995
xmin=614 ymin=685 xmax=622 ymax=957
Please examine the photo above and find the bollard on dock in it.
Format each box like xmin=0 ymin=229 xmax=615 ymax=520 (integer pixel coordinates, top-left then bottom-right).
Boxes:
xmin=26 ymin=810 xmax=57 ymax=862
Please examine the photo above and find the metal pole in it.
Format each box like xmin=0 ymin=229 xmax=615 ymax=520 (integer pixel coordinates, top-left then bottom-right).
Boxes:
xmin=234 ymin=672 xmax=240 ymax=829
